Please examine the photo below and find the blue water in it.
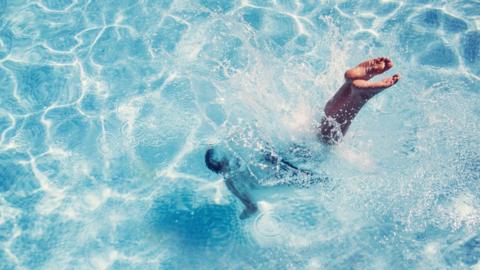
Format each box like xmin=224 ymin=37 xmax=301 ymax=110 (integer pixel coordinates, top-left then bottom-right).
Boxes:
xmin=0 ymin=0 xmax=479 ymax=269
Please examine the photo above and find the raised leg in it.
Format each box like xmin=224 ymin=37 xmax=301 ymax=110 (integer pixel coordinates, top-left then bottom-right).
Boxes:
xmin=319 ymin=57 xmax=400 ymax=144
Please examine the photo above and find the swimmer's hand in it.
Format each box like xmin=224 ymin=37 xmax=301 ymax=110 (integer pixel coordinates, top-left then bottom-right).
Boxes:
xmin=239 ymin=204 xmax=258 ymax=220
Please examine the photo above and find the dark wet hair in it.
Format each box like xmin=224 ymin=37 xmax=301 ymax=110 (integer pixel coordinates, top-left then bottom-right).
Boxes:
xmin=205 ymin=148 xmax=227 ymax=173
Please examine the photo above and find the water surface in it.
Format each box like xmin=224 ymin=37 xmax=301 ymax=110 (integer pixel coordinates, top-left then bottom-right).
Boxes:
xmin=0 ymin=0 xmax=479 ymax=269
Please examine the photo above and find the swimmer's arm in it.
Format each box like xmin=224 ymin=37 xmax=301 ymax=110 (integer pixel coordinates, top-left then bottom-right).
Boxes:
xmin=224 ymin=177 xmax=257 ymax=219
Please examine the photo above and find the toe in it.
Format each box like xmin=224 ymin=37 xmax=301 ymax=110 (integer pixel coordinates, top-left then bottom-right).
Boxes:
xmin=392 ymin=73 xmax=400 ymax=83
xmin=384 ymin=58 xmax=394 ymax=70
xmin=384 ymin=74 xmax=400 ymax=86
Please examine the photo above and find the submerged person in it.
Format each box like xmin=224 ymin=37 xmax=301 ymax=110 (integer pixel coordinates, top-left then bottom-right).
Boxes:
xmin=205 ymin=57 xmax=400 ymax=219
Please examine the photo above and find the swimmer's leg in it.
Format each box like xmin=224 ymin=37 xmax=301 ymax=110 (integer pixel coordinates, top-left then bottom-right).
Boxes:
xmin=319 ymin=57 xmax=400 ymax=143
xmin=225 ymin=177 xmax=258 ymax=219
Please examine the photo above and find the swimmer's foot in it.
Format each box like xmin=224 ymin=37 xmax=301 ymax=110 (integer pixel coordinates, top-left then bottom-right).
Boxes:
xmin=239 ymin=204 xmax=258 ymax=220
xmin=352 ymin=74 xmax=400 ymax=98
xmin=345 ymin=57 xmax=394 ymax=81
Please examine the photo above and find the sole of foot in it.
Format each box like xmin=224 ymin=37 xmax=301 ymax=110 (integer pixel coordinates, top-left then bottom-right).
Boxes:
xmin=345 ymin=57 xmax=394 ymax=81
xmin=352 ymin=74 xmax=400 ymax=97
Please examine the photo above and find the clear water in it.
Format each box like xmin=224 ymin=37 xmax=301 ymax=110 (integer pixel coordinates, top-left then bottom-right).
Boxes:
xmin=0 ymin=0 xmax=479 ymax=269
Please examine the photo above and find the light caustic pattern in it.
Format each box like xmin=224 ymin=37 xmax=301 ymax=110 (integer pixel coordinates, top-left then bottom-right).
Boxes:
xmin=0 ymin=0 xmax=479 ymax=269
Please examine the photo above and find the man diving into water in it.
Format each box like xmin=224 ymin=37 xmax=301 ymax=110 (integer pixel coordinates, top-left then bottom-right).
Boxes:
xmin=205 ymin=57 xmax=400 ymax=219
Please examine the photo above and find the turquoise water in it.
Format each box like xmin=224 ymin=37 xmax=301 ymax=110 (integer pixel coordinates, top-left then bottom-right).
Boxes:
xmin=0 ymin=0 xmax=479 ymax=269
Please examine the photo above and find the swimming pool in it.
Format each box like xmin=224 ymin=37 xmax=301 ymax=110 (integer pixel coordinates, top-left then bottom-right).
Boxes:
xmin=0 ymin=0 xmax=479 ymax=269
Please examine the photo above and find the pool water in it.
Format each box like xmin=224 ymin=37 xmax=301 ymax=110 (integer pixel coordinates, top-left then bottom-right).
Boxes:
xmin=1 ymin=0 xmax=479 ymax=269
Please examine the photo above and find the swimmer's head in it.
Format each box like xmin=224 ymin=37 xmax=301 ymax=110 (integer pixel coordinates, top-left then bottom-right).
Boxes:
xmin=205 ymin=148 xmax=229 ymax=174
